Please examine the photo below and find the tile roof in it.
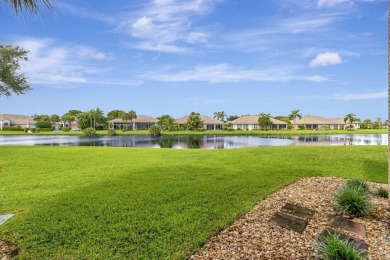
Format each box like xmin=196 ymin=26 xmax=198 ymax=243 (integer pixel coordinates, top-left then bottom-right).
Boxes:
xmin=230 ymin=115 xmax=287 ymax=125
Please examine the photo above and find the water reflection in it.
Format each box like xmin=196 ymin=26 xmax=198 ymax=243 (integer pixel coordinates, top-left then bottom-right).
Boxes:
xmin=0 ymin=134 xmax=387 ymax=149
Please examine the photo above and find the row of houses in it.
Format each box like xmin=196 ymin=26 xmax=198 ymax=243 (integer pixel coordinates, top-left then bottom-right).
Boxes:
xmin=1 ymin=113 xmax=361 ymax=131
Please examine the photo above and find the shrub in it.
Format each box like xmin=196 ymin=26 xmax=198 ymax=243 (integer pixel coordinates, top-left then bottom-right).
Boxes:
xmin=62 ymin=127 xmax=71 ymax=132
xmin=375 ymin=187 xmax=388 ymax=199
xmin=2 ymin=126 xmax=23 ymax=131
xmin=345 ymin=179 xmax=369 ymax=193
xmin=35 ymin=121 xmax=52 ymax=128
xmin=318 ymin=231 xmax=367 ymax=260
xmin=83 ymin=127 xmax=96 ymax=136
xmin=38 ymin=127 xmax=54 ymax=132
xmin=298 ymin=124 xmax=306 ymax=130
xmin=334 ymin=184 xmax=371 ymax=217
xmin=149 ymin=124 xmax=161 ymax=136
xmin=107 ymin=129 xmax=116 ymax=136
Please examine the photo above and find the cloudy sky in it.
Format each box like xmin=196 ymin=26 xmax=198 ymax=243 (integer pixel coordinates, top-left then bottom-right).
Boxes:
xmin=0 ymin=0 xmax=387 ymax=120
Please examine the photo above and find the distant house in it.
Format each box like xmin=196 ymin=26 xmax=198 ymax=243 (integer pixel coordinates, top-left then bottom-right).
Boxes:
xmin=0 ymin=114 xmax=36 ymax=130
xmin=108 ymin=115 xmax=158 ymax=130
xmin=176 ymin=115 xmax=224 ymax=130
xmin=230 ymin=115 xmax=287 ymax=130
xmin=291 ymin=115 xmax=360 ymax=129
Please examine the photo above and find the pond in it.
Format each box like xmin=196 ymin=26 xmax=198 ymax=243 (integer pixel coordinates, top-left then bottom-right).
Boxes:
xmin=0 ymin=134 xmax=387 ymax=149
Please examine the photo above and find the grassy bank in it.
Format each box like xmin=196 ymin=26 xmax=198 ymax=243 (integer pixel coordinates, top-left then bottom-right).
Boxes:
xmin=0 ymin=128 xmax=387 ymax=136
xmin=0 ymin=146 xmax=387 ymax=259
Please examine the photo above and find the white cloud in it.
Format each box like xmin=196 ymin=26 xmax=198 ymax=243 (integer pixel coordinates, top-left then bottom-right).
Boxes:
xmin=15 ymin=38 xmax=140 ymax=87
xmin=317 ymin=0 xmax=352 ymax=8
xmin=333 ymin=91 xmax=386 ymax=101
xmin=142 ymin=63 xmax=328 ymax=83
xmin=309 ymin=52 xmax=342 ymax=67
xmin=119 ymin=0 xmax=220 ymax=52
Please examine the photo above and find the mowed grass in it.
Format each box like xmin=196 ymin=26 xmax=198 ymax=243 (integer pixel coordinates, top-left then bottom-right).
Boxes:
xmin=0 ymin=146 xmax=387 ymax=259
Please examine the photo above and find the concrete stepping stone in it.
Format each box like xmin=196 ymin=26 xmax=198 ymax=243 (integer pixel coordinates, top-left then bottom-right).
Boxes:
xmin=269 ymin=212 xmax=308 ymax=233
xmin=328 ymin=215 xmax=367 ymax=238
xmin=280 ymin=203 xmax=315 ymax=221
xmin=0 ymin=214 xmax=14 ymax=226
xmin=321 ymin=228 xmax=369 ymax=252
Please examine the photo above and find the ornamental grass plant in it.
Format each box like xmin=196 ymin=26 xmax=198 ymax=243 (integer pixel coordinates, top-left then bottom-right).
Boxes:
xmin=375 ymin=187 xmax=389 ymax=199
xmin=334 ymin=181 xmax=371 ymax=217
xmin=318 ymin=231 xmax=367 ymax=260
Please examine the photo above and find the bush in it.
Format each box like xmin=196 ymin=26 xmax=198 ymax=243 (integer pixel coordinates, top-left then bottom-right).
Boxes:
xmin=35 ymin=121 xmax=52 ymax=128
xmin=345 ymin=179 xmax=369 ymax=193
xmin=375 ymin=187 xmax=388 ymax=199
xmin=107 ymin=129 xmax=116 ymax=136
xmin=62 ymin=127 xmax=71 ymax=132
xmin=298 ymin=124 xmax=306 ymax=130
xmin=38 ymin=127 xmax=54 ymax=132
xmin=149 ymin=124 xmax=161 ymax=136
xmin=334 ymin=184 xmax=371 ymax=217
xmin=2 ymin=126 xmax=23 ymax=131
xmin=318 ymin=231 xmax=367 ymax=260
xmin=83 ymin=127 xmax=96 ymax=137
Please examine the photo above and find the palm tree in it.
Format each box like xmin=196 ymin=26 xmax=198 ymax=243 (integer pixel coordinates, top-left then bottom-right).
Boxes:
xmin=344 ymin=113 xmax=357 ymax=130
xmin=2 ymin=0 xmax=55 ymax=14
xmin=213 ymin=111 xmax=226 ymax=122
xmin=375 ymin=117 xmax=382 ymax=130
xmin=288 ymin=109 xmax=302 ymax=129
xmin=120 ymin=112 xmax=131 ymax=131
xmin=128 ymin=110 xmax=137 ymax=130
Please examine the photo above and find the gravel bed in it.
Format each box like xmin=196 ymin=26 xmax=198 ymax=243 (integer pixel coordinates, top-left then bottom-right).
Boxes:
xmin=191 ymin=177 xmax=390 ymax=259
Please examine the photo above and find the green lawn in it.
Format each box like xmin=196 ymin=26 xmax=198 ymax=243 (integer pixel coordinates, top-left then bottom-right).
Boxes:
xmin=0 ymin=146 xmax=387 ymax=259
xmin=0 ymin=128 xmax=387 ymax=135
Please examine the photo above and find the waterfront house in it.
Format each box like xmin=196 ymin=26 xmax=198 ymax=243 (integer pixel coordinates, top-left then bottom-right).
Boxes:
xmin=230 ymin=115 xmax=287 ymax=130
xmin=291 ymin=115 xmax=360 ymax=130
xmin=0 ymin=114 xmax=36 ymax=130
xmin=108 ymin=115 xmax=158 ymax=130
xmin=176 ymin=115 xmax=224 ymax=130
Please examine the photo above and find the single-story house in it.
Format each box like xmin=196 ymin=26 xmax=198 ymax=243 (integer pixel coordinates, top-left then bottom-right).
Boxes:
xmin=176 ymin=115 xmax=224 ymax=130
xmin=108 ymin=115 xmax=158 ymax=130
xmin=230 ymin=115 xmax=287 ymax=130
xmin=291 ymin=115 xmax=360 ymax=130
xmin=0 ymin=114 xmax=36 ymax=130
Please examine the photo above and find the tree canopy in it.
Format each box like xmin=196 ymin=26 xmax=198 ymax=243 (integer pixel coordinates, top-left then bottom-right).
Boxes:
xmin=2 ymin=0 xmax=55 ymax=14
xmin=0 ymin=44 xmax=31 ymax=97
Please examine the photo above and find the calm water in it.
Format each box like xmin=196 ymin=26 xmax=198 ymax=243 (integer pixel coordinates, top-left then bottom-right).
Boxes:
xmin=0 ymin=134 xmax=387 ymax=149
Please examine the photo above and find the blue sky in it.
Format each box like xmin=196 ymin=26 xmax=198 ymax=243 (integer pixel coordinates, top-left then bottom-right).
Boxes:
xmin=0 ymin=0 xmax=387 ymax=120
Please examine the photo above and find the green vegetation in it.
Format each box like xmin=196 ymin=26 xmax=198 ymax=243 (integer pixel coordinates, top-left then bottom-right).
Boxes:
xmin=375 ymin=187 xmax=389 ymax=198
xmin=318 ymin=231 xmax=367 ymax=260
xmin=107 ymin=128 xmax=116 ymax=136
xmin=149 ymin=124 xmax=162 ymax=136
xmin=0 ymin=146 xmax=386 ymax=259
xmin=83 ymin=127 xmax=96 ymax=136
xmin=334 ymin=181 xmax=371 ymax=217
xmin=345 ymin=179 xmax=369 ymax=193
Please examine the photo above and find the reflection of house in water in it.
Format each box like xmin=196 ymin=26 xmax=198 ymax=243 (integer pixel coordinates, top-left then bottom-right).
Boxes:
xmin=176 ymin=115 xmax=224 ymax=130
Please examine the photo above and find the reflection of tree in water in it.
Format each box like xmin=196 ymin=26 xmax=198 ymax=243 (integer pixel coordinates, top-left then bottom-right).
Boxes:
xmin=187 ymin=135 xmax=203 ymax=149
xmin=149 ymin=136 xmax=179 ymax=148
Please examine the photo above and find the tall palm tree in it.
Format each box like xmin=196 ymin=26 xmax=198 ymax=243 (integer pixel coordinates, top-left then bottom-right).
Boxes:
xmin=2 ymin=0 xmax=54 ymax=14
xmin=375 ymin=117 xmax=382 ymax=130
xmin=213 ymin=111 xmax=226 ymax=122
xmin=344 ymin=113 xmax=357 ymax=130
xmin=128 ymin=110 xmax=137 ymax=130
xmin=288 ymin=109 xmax=302 ymax=129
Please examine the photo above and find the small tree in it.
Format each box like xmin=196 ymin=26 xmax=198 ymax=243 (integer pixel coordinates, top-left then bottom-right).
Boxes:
xmin=187 ymin=112 xmax=204 ymax=131
xmin=258 ymin=113 xmax=273 ymax=130
xmin=288 ymin=109 xmax=302 ymax=129
xmin=149 ymin=124 xmax=162 ymax=136
xmin=344 ymin=113 xmax=357 ymax=130
xmin=213 ymin=111 xmax=226 ymax=122
xmin=157 ymin=115 xmax=178 ymax=131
